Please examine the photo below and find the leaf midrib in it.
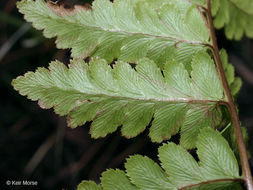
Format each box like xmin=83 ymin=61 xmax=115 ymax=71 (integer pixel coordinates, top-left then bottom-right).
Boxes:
xmin=36 ymin=85 xmax=223 ymax=105
xmin=87 ymin=23 xmax=208 ymax=45
xmin=29 ymin=2 xmax=211 ymax=46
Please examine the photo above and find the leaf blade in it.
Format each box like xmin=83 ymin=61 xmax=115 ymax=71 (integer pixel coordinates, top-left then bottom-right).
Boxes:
xmin=197 ymin=128 xmax=240 ymax=179
xmin=101 ymin=169 xmax=138 ymax=190
xmin=125 ymin=155 xmax=174 ymax=190
xmin=12 ymin=56 xmax=225 ymax=143
xmin=17 ymin=0 xmax=210 ymax=65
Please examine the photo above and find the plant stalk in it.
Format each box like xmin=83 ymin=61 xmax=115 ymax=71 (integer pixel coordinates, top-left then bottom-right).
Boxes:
xmin=206 ymin=0 xmax=253 ymax=189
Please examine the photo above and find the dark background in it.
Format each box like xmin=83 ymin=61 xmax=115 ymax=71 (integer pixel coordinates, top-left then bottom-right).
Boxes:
xmin=1 ymin=0 xmax=253 ymax=189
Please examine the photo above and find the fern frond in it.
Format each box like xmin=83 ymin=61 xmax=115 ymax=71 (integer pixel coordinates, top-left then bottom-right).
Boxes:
xmin=12 ymin=54 xmax=225 ymax=147
xmin=213 ymin=0 xmax=253 ymax=40
xmin=17 ymin=0 xmax=209 ymax=66
xmin=220 ymin=49 xmax=242 ymax=96
xmin=77 ymin=181 xmax=102 ymax=190
xmin=77 ymin=129 xmax=242 ymax=190
xmin=101 ymin=169 xmax=138 ymax=190
xmin=190 ymin=0 xmax=253 ymax=40
xmin=227 ymin=0 xmax=253 ymax=15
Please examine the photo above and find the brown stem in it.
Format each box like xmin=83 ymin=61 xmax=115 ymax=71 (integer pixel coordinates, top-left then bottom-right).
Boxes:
xmin=206 ymin=0 xmax=253 ymax=189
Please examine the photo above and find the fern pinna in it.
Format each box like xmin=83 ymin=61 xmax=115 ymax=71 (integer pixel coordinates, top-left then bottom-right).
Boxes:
xmin=13 ymin=0 xmax=253 ymax=189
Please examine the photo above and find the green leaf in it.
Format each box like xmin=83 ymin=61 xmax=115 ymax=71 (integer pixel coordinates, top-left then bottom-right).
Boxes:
xmin=83 ymin=129 xmax=241 ymax=189
xmin=192 ymin=0 xmax=253 ymax=40
xmin=211 ymin=0 xmax=221 ymax=16
xmin=77 ymin=181 xmax=102 ymax=190
xmin=159 ymin=143 xmax=205 ymax=186
xmin=185 ymin=181 xmax=242 ymax=190
xmin=149 ymin=103 xmax=187 ymax=143
xmin=213 ymin=0 xmax=253 ymax=40
xmin=158 ymin=128 xmax=241 ymax=188
xmin=191 ymin=52 xmax=224 ymax=99
xmin=229 ymin=0 xmax=253 ymax=15
xmin=76 ymin=129 xmax=242 ymax=189
xmin=223 ymin=126 xmax=249 ymax=161
xmin=230 ymin=77 xmax=242 ymax=97
xmin=125 ymin=155 xmax=173 ymax=189
xmin=197 ymin=128 xmax=240 ymax=179
xmin=180 ymin=104 xmax=221 ymax=149
xmin=220 ymin=49 xmax=242 ymax=97
xmin=12 ymin=54 xmax=225 ymax=144
xmin=17 ymin=0 xmax=209 ymax=66
xmin=101 ymin=169 xmax=138 ymax=190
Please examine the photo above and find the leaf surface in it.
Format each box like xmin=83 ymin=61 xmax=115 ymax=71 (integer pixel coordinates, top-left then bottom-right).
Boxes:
xmin=77 ymin=181 xmax=102 ymax=190
xmin=17 ymin=0 xmax=209 ymax=66
xmin=157 ymin=128 xmax=241 ymax=188
xmin=125 ymin=155 xmax=173 ymax=189
xmin=77 ymin=129 xmax=242 ymax=189
xmin=12 ymin=54 xmax=225 ymax=145
xmin=220 ymin=49 xmax=242 ymax=96
xmin=101 ymin=169 xmax=138 ymax=190
xmin=197 ymin=129 xmax=239 ymax=179
xmin=213 ymin=0 xmax=253 ymax=40
xmin=190 ymin=0 xmax=253 ymax=40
